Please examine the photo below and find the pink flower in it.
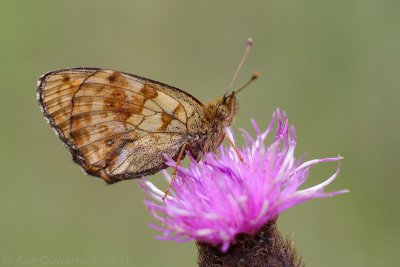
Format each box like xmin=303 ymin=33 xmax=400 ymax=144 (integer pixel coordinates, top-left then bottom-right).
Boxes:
xmin=139 ymin=109 xmax=348 ymax=252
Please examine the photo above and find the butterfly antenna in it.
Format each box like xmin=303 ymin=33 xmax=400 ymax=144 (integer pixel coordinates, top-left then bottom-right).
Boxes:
xmin=226 ymin=38 xmax=253 ymax=94
xmin=234 ymin=72 xmax=259 ymax=95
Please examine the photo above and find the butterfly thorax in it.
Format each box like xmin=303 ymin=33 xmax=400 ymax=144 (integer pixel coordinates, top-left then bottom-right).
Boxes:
xmin=187 ymin=94 xmax=237 ymax=160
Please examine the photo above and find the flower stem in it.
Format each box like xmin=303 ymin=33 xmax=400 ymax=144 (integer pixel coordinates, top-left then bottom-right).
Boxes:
xmin=197 ymin=219 xmax=304 ymax=267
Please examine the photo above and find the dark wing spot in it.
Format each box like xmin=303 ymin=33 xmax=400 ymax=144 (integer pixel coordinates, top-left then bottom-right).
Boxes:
xmin=62 ymin=76 xmax=70 ymax=83
xmin=110 ymin=89 xmax=127 ymax=99
xmin=108 ymin=72 xmax=120 ymax=83
xmin=173 ymin=104 xmax=183 ymax=115
xmin=160 ymin=112 xmax=173 ymax=131
xmin=102 ymin=96 xmax=142 ymax=119
xmin=106 ymin=138 xmax=115 ymax=147
xmin=141 ymin=85 xmax=158 ymax=99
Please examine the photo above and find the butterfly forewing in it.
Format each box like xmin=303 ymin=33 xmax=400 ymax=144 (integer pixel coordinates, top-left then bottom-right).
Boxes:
xmin=37 ymin=68 xmax=205 ymax=183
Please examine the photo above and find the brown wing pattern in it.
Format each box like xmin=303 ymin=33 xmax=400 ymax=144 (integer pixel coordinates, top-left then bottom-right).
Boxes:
xmin=37 ymin=68 xmax=205 ymax=183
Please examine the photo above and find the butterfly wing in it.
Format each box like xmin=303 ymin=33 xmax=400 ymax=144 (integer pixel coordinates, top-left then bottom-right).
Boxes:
xmin=37 ymin=67 xmax=205 ymax=183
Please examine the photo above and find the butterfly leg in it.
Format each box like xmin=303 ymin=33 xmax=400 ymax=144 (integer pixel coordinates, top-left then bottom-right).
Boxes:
xmin=224 ymin=132 xmax=247 ymax=163
xmin=163 ymin=143 xmax=187 ymax=201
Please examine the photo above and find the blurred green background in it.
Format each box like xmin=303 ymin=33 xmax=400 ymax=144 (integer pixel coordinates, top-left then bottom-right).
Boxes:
xmin=1 ymin=1 xmax=399 ymax=266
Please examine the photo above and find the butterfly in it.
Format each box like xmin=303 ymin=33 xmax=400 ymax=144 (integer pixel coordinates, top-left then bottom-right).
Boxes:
xmin=37 ymin=39 xmax=257 ymax=184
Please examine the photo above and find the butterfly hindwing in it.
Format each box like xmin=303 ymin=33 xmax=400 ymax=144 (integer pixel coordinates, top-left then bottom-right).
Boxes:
xmin=37 ymin=68 xmax=205 ymax=183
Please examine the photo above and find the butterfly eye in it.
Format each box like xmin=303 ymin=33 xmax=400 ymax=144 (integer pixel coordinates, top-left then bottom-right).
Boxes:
xmin=217 ymin=104 xmax=229 ymax=119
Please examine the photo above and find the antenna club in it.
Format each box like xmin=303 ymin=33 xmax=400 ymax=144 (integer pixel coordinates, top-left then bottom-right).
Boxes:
xmin=252 ymin=71 xmax=260 ymax=80
xmin=246 ymin=38 xmax=254 ymax=47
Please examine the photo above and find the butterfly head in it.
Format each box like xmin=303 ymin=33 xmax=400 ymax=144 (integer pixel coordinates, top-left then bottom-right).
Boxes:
xmin=216 ymin=72 xmax=258 ymax=127
xmin=217 ymin=92 xmax=238 ymax=127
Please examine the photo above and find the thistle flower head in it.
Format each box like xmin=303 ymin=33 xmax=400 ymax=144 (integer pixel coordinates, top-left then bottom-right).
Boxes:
xmin=139 ymin=109 xmax=347 ymax=252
